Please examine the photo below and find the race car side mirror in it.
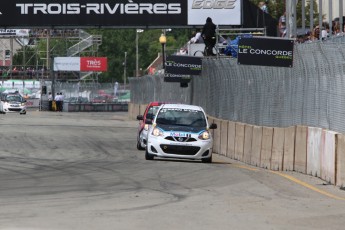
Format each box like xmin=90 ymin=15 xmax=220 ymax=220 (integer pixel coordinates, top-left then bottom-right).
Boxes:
xmin=209 ymin=123 xmax=217 ymax=129
xmin=145 ymin=119 xmax=153 ymax=125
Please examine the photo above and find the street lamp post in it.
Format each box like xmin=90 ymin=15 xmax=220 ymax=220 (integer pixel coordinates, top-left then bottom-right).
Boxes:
xmin=159 ymin=33 xmax=167 ymax=70
xmin=123 ymin=51 xmax=127 ymax=90
xmin=136 ymin=29 xmax=144 ymax=77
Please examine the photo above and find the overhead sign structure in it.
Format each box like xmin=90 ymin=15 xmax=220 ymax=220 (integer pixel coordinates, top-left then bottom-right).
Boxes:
xmin=237 ymin=37 xmax=294 ymax=68
xmin=0 ymin=0 xmax=241 ymax=27
xmin=54 ymin=57 xmax=108 ymax=72
xmin=164 ymin=55 xmax=202 ymax=82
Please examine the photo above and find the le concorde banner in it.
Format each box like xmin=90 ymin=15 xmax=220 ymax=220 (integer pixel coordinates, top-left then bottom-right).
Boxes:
xmin=0 ymin=0 xmax=241 ymax=27
xmin=164 ymin=55 xmax=202 ymax=82
xmin=237 ymin=37 xmax=294 ymax=68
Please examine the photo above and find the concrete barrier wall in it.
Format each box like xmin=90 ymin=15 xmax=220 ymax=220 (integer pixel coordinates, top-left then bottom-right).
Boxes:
xmin=336 ymin=134 xmax=345 ymax=187
xmin=283 ymin=126 xmax=295 ymax=171
xmin=307 ymin=127 xmax=322 ymax=177
xmin=133 ymin=103 xmax=345 ymax=188
xmin=260 ymin=127 xmax=273 ymax=169
xmin=294 ymin=126 xmax=308 ymax=174
xmin=132 ymin=104 xmax=140 ymax=121
xmin=243 ymin=125 xmax=253 ymax=164
xmin=220 ymin=120 xmax=228 ymax=156
xmin=271 ymin=128 xmax=285 ymax=171
xmin=139 ymin=104 xmax=148 ymax=115
xmin=208 ymin=117 xmax=216 ymax=154
xmin=227 ymin=121 xmax=236 ymax=159
xmin=213 ymin=118 xmax=222 ymax=155
xmin=321 ymin=130 xmax=336 ymax=184
xmin=128 ymin=103 xmax=133 ymax=119
xmin=251 ymin=126 xmax=262 ymax=167
xmin=235 ymin=123 xmax=245 ymax=161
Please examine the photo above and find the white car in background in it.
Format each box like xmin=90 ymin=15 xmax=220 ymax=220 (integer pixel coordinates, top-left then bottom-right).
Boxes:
xmin=145 ymin=104 xmax=217 ymax=163
xmin=0 ymin=92 xmax=27 ymax=114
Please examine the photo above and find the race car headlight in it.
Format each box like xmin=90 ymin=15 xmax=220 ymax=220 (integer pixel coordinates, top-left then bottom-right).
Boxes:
xmin=144 ymin=124 xmax=149 ymax=131
xmin=21 ymin=103 xmax=26 ymax=106
xmin=198 ymin=131 xmax=210 ymax=140
xmin=152 ymin=128 xmax=163 ymax=137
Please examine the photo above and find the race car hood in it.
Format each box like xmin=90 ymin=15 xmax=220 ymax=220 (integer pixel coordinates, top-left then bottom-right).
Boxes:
xmin=157 ymin=124 xmax=206 ymax=133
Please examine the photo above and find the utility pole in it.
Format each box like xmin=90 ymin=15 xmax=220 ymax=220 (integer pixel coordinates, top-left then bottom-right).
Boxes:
xmin=123 ymin=51 xmax=127 ymax=91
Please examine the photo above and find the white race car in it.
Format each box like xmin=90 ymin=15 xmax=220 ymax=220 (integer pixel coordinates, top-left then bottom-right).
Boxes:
xmin=145 ymin=104 xmax=217 ymax=163
xmin=0 ymin=92 xmax=27 ymax=114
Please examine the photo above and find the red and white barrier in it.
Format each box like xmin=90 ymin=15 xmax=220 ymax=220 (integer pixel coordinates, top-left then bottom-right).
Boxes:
xmin=336 ymin=134 xmax=345 ymax=187
xmin=283 ymin=126 xmax=295 ymax=171
xmin=294 ymin=126 xmax=308 ymax=174
xmin=321 ymin=130 xmax=337 ymax=184
xmin=271 ymin=128 xmax=285 ymax=171
xmin=220 ymin=120 xmax=228 ymax=156
xmin=235 ymin=123 xmax=245 ymax=161
xmin=243 ymin=125 xmax=253 ymax=164
xmin=227 ymin=121 xmax=236 ymax=159
xmin=307 ymin=127 xmax=322 ymax=177
xmin=260 ymin=127 xmax=273 ymax=169
xmin=251 ymin=126 xmax=263 ymax=167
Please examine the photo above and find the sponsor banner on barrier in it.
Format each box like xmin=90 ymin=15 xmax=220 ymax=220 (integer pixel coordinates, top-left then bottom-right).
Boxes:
xmin=54 ymin=57 xmax=107 ymax=72
xmin=165 ymin=55 xmax=202 ymax=75
xmin=0 ymin=0 xmax=241 ymax=27
xmin=164 ymin=55 xmax=202 ymax=82
xmin=237 ymin=37 xmax=294 ymax=68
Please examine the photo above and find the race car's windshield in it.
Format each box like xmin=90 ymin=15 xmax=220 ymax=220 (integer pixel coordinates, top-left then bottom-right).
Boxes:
xmin=156 ymin=108 xmax=207 ymax=127
xmin=6 ymin=95 xmax=23 ymax=102
xmin=146 ymin=106 xmax=160 ymax=119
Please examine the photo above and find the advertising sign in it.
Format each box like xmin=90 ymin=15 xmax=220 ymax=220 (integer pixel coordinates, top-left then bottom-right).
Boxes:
xmin=80 ymin=57 xmax=107 ymax=71
xmin=0 ymin=29 xmax=30 ymax=37
xmin=188 ymin=0 xmax=241 ymax=25
xmin=237 ymin=37 xmax=294 ymax=68
xmin=164 ymin=55 xmax=202 ymax=82
xmin=54 ymin=57 xmax=80 ymax=71
xmin=0 ymin=0 xmax=187 ymax=27
xmin=54 ymin=57 xmax=107 ymax=72
xmin=0 ymin=0 xmax=241 ymax=27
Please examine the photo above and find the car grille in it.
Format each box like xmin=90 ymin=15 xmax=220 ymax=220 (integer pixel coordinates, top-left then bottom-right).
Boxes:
xmin=165 ymin=136 xmax=197 ymax=142
xmin=160 ymin=144 xmax=200 ymax=155
xmin=9 ymin=108 xmax=22 ymax=112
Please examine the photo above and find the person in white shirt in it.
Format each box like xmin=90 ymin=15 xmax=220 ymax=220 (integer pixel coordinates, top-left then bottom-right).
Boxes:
xmin=189 ymin=29 xmax=204 ymax=44
xmin=55 ymin=93 xmax=61 ymax=112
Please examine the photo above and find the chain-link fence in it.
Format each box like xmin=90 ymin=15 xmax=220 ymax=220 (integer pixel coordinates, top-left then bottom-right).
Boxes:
xmin=130 ymin=40 xmax=345 ymax=134
xmin=46 ymin=82 xmax=129 ymax=103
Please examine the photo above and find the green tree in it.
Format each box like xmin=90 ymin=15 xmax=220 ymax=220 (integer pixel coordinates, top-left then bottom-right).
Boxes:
xmin=296 ymin=0 xmax=320 ymax=27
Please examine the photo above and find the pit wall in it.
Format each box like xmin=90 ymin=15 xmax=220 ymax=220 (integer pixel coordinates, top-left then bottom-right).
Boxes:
xmin=129 ymin=103 xmax=345 ymax=188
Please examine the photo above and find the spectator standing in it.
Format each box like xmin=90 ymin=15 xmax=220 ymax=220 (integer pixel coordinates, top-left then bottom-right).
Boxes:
xmin=201 ymin=17 xmax=216 ymax=56
xmin=59 ymin=92 xmax=64 ymax=112
xmin=189 ymin=29 xmax=203 ymax=44
xmin=258 ymin=1 xmax=268 ymax=13
xmin=55 ymin=93 xmax=61 ymax=112
xmin=278 ymin=12 xmax=286 ymax=37
xmin=48 ymin=92 xmax=53 ymax=111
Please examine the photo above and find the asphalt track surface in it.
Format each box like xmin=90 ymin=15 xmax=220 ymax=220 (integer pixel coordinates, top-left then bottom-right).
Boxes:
xmin=0 ymin=111 xmax=345 ymax=230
